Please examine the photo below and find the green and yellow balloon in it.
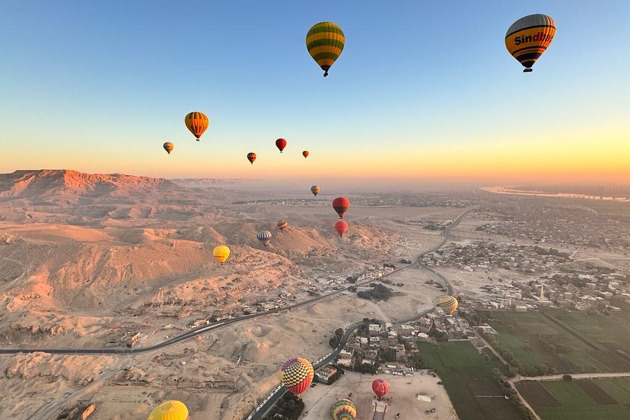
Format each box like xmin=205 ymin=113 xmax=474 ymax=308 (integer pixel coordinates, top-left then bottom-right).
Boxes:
xmin=306 ymin=22 xmax=345 ymax=77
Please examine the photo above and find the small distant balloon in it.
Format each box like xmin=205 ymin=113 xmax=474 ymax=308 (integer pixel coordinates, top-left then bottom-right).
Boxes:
xmin=163 ymin=142 xmax=174 ymax=154
xmin=148 ymin=400 xmax=189 ymax=420
xmin=302 ymin=151 xmax=309 ymax=158
xmin=435 ymin=296 xmax=458 ymax=315
xmin=277 ymin=220 xmax=288 ymax=231
xmin=276 ymin=138 xmax=287 ymax=153
xmin=505 ymin=14 xmax=555 ymax=72
xmin=311 ymin=185 xmax=320 ymax=197
xmin=257 ymin=230 xmax=272 ymax=246
xmin=335 ymin=220 xmax=348 ymax=237
xmin=306 ymin=22 xmax=345 ymax=77
xmin=332 ymin=197 xmax=350 ymax=218
xmin=247 ymin=152 xmax=257 ymax=165
xmin=184 ymin=112 xmax=209 ymax=141
xmin=213 ymin=245 xmax=230 ymax=264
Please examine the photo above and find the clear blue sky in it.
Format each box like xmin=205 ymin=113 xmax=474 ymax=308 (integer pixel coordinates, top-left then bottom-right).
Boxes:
xmin=1 ymin=0 xmax=628 ymax=185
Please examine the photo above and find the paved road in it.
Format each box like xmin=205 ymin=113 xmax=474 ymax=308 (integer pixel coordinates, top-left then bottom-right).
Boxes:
xmin=245 ymin=207 xmax=474 ymax=419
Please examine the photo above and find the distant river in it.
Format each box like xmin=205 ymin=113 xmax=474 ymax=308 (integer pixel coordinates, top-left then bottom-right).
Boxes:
xmin=481 ymin=186 xmax=630 ymax=202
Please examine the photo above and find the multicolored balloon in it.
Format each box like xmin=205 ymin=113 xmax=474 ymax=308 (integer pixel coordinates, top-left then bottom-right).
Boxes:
xmin=332 ymin=197 xmax=350 ymax=218
xmin=435 ymin=296 xmax=458 ymax=315
xmin=306 ymin=22 xmax=345 ymax=77
xmin=184 ymin=112 xmax=209 ymax=141
xmin=331 ymin=398 xmax=356 ymax=420
xmin=335 ymin=220 xmax=348 ymax=237
xmin=247 ymin=152 xmax=257 ymax=165
xmin=277 ymin=220 xmax=288 ymax=231
xmin=213 ymin=245 xmax=230 ymax=264
xmin=505 ymin=14 xmax=556 ymax=72
xmin=372 ymin=379 xmax=389 ymax=399
xmin=257 ymin=230 xmax=272 ymax=246
xmin=302 ymin=150 xmax=309 ymax=158
xmin=276 ymin=138 xmax=287 ymax=153
xmin=280 ymin=357 xmax=314 ymax=397
xmin=163 ymin=142 xmax=174 ymax=154
xmin=311 ymin=185 xmax=320 ymax=197
xmin=147 ymin=400 xmax=189 ymax=420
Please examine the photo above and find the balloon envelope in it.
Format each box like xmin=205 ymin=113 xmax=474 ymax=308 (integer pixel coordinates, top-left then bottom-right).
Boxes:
xmin=505 ymin=14 xmax=555 ymax=72
xmin=277 ymin=220 xmax=288 ymax=230
xmin=372 ymin=379 xmax=389 ymax=398
xmin=147 ymin=400 xmax=189 ymax=420
xmin=281 ymin=358 xmax=314 ymax=397
xmin=335 ymin=220 xmax=348 ymax=237
xmin=332 ymin=197 xmax=350 ymax=218
xmin=311 ymin=185 xmax=320 ymax=197
xmin=306 ymin=22 xmax=345 ymax=77
xmin=163 ymin=142 xmax=174 ymax=154
xmin=184 ymin=112 xmax=209 ymax=141
xmin=331 ymin=398 xmax=356 ymax=420
xmin=436 ymin=296 xmax=458 ymax=315
xmin=257 ymin=230 xmax=272 ymax=246
xmin=302 ymin=150 xmax=309 ymax=158
xmin=213 ymin=245 xmax=230 ymax=264
xmin=247 ymin=152 xmax=256 ymax=165
xmin=276 ymin=138 xmax=287 ymax=152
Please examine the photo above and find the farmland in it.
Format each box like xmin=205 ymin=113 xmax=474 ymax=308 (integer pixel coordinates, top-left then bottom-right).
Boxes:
xmin=516 ymin=377 xmax=630 ymax=420
xmin=417 ymin=341 xmax=525 ymax=420
xmin=480 ymin=309 xmax=630 ymax=374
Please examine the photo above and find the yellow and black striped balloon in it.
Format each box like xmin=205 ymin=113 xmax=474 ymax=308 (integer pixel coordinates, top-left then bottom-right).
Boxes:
xmin=306 ymin=22 xmax=344 ymax=77
xmin=505 ymin=14 xmax=555 ymax=72
xmin=184 ymin=111 xmax=209 ymax=141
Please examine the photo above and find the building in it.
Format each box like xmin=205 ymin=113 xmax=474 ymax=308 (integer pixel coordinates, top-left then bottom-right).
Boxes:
xmin=314 ymin=365 xmax=338 ymax=384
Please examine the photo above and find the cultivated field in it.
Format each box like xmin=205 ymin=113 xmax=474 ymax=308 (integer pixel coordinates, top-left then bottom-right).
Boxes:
xmin=417 ymin=341 xmax=525 ymax=420
xmin=482 ymin=309 xmax=630 ymax=374
xmin=516 ymin=378 xmax=630 ymax=420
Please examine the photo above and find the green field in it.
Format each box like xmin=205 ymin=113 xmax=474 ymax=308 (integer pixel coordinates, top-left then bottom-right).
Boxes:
xmin=417 ymin=341 xmax=525 ymax=420
xmin=517 ymin=378 xmax=630 ymax=420
xmin=481 ymin=309 xmax=630 ymax=374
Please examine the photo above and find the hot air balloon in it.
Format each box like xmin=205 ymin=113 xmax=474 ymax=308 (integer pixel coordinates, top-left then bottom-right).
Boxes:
xmin=184 ymin=112 xmax=209 ymax=141
xmin=332 ymin=197 xmax=350 ymax=218
xmin=276 ymin=138 xmax=287 ymax=153
xmin=302 ymin=150 xmax=309 ymax=158
xmin=277 ymin=220 xmax=288 ymax=231
xmin=280 ymin=357 xmax=314 ymax=397
xmin=257 ymin=230 xmax=272 ymax=246
xmin=247 ymin=152 xmax=257 ymax=165
xmin=213 ymin=245 xmax=230 ymax=264
xmin=372 ymin=379 xmax=389 ymax=399
xmin=306 ymin=22 xmax=345 ymax=77
xmin=163 ymin=142 xmax=174 ymax=154
xmin=148 ymin=400 xmax=189 ymax=420
xmin=311 ymin=185 xmax=320 ymax=197
xmin=505 ymin=14 xmax=556 ymax=72
xmin=335 ymin=220 xmax=348 ymax=237
xmin=331 ymin=398 xmax=356 ymax=420
xmin=435 ymin=296 xmax=459 ymax=315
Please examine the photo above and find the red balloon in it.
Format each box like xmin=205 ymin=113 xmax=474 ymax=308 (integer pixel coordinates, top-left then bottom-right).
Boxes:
xmin=334 ymin=220 xmax=348 ymax=237
xmin=372 ymin=379 xmax=389 ymax=399
xmin=276 ymin=138 xmax=287 ymax=153
xmin=247 ymin=152 xmax=256 ymax=165
xmin=332 ymin=197 xmax=350 ymax=218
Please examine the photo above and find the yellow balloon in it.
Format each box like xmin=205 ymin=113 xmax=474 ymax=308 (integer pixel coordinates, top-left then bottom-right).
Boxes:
xmin=306 ymin=22 xmax=345 ymax=77
xmin=436 ymin=296 xmax=458 ymax=315
xmin=505 ymin=14 xmax=556 ymax=72
xmin=213 ymin=245 xmax=230 ymax=264
xmin=148 ymin=400 xmax=189 ymax=420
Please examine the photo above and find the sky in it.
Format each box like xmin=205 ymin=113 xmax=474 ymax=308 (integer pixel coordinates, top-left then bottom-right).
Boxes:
xmin=1 ymin=0 xmax=629 ymax=188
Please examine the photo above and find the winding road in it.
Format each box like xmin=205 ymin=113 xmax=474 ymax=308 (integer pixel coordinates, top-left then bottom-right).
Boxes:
xmin=0 ymin=207 xmax=473 ymax=420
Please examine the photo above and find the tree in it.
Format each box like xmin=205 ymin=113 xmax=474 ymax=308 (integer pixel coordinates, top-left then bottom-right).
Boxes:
xmin=563 ymin=374 xmax=573 ymax=381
